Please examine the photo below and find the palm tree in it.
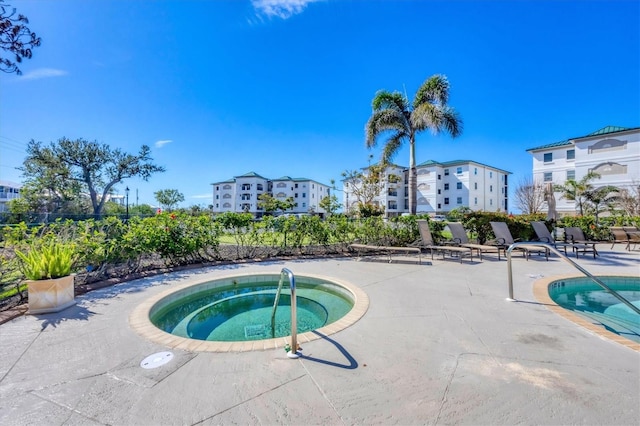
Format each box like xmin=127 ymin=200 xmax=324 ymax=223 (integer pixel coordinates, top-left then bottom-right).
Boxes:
xmin=365 ymin=74 xmax=463 ymax=215
xmin=555 ymin=171 xmax=600 ymax=215
xmin=584 ymin=185 xmax=619 ymax=224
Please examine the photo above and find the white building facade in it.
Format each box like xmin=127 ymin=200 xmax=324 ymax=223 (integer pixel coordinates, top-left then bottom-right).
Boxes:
xmin=0 ymin=180 xmax=21 ymax=213
xmin=527 ymin=126 xmax=640 ymax=216
xmin=343 ymin=160 xmax=510 ymax=217
xmin=211 ymin=172 xmax=331 ymax=217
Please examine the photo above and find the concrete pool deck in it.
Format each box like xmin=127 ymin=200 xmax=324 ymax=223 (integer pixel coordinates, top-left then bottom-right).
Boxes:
xmin=1 ymin=246 xmax=638 ymax=425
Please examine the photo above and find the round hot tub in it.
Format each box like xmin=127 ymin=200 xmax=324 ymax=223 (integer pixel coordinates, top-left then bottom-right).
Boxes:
xmin=130 ymin=273 xmax=369 ymax=352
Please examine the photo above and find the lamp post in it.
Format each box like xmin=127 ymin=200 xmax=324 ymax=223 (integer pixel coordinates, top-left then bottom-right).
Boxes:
xmin=125 ymin=186 xmax=130 ymax=221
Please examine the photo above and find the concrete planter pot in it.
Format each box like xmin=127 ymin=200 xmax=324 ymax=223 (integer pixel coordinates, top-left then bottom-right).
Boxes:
xmin=27 ymin=275 xmax=76 ymax=314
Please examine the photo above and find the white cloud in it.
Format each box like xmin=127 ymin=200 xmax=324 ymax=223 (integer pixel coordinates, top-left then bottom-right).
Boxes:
xmin=251 ymin=0 xmax=320 ymax=19
xmin=155 ymin=140 xmax=173 ymax=148
xmin=19 ymin=68 xmax=68 ymax=81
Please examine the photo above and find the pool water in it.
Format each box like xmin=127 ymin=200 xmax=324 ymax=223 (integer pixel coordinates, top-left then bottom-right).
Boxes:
xmin=548 ymin=276 xmax=640 ymax=343
xmin=151 ymin=280 xmax=354 ymax=342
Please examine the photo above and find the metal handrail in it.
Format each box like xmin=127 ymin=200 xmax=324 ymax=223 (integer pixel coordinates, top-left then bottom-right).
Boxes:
xmin=506 ymin=242 xmax=640 ymax=315
xmin=270 ymin=268 xmax=299 ymax=358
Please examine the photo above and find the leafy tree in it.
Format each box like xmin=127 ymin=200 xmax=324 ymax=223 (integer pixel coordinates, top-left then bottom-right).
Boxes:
xmin=514 ymin=175 xmax=545 ymax=214
xmin=342 ymin=164 xmax=386 ymax=214
xmin=102 ymin=200 xmax=125 ymax=216
xmin=319 ymin=194 xmax=341 ymax=216
xmin=615 ymin=183 xmax=640 ymax=216
xmin=365 ymin=74 xmax=462 ymax=214
xmin=21 ymin=137 xmax=165 ymax=217
xmin=130 ymin=203 xmax=154 ymax=216
xmin=154 ymin=189 xmax=184 ymax=211
xmin=555 ymin=171 xmax=600 ymax=215
xmin=257 ymin=193 xmax=295 ymax=215
xmin=0 ymin=0 xmax=41 ymax=75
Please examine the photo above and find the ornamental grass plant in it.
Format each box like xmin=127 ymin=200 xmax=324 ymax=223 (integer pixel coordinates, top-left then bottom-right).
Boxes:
xmin=15 ymin=240 xmax=76 ymax=280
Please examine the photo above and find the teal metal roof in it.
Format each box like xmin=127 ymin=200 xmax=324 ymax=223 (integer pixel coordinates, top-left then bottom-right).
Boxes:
xmin=272 ymin=176 xmax=292 ymax=181
xmin=235 ymin=171 xmax=267 ymax=179
xmin=579 ymin=125 xmax=639 ymax=138
xmin=210 ymin=178 xmax=235 ymax=185
xmin=527 ymin=125 xmax=639 ymax=151
xmin=526 ymin=139 xmax=572 ymax=152
xmin=416 ymin=160 xmax=441 ymax=167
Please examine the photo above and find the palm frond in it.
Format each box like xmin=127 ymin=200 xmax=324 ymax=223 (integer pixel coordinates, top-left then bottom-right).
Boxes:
xmin=372 ymin=90 xmax=409 ymax=112
xmin=411 ymin=103 xmax=462 ymax=138
xmin=414 ymin=74 xmax=450 ymax=107
xmin=381 ymin=134 xmax=404 ymax=164
xmin=365 ymin=109 xmax=409 ymax=148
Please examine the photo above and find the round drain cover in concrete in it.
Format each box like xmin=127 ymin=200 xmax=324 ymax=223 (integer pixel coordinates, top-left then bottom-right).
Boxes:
xmin=140 ymin=351 xmax=174 ymax=369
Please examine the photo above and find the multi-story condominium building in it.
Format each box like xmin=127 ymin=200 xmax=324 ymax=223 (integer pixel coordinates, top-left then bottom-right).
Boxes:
xmin=343 ymin=160 xmax=510 ymax=217
xmin=211 ymin=172 xmax=331 ymax=217
xmin=0 ymin=180 xmax=21 ymax=213
xmin=527 ymin=125 xmax=639 ymax=216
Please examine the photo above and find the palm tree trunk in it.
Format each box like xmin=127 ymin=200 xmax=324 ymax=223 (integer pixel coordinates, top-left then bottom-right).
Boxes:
xmin=409 ymin=137 xmax=417 ymax=215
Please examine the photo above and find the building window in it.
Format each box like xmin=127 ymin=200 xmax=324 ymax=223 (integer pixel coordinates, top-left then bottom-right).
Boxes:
xmin=544 ymin=172 xmax=553 ymax=182
xmin=437 ymin=203 xmax=441 ymax=209
xmin=456 ymin=197 xmax=462 ymax=204
xmin=256 ymin=184 xmax=263 ymax=191
xmin=567 ymin=170 xmax=575 ymax=180
xmin=474 ymin=168 xmax=477 ymax=175
xmin=474 ymin=182 xmax=478 ymax=190
xmin=215 ymin=195 xmax=219 ymax=199
xmin=295 ymin=193 xmax=298 ymax=198
xmin=456 ymin=167 xmax=462 ymax=174
xmin=567 ymin=149 xmax=575 ymax=160
xmin=444 ymin=198 xmax=449 ymax=205
xmin=490 ymin=199 xmax=493 ymax=206
xmin=456 ymin=182 xmax=462 ymax=190
xmin=223 ymin=184 xmax=232 ymax=190
xmin=302 ymin=193 xmax=306 ymax=198
xmin=216 ymin=186 xmax=219 ymax=190
xmin=438 ymin=174 xmax=441 ymax=180
xmin=474 ymin=197 xmax=478 ymax=205
xmin=438 ymin=189 xmax=441 ymax=195
xmin=241 ymin=184 xmax=250 ymax=190
xmin=490 ymin=185 xmax=493 ymax=192
xmin=444 ymin=183 xmax=449 ymax=190
xmin=543 ymin=153 xmax=553 ymax=163
xmin=489 ymin=171 xmax=493 ymax=178
xmin=302 ymin=203 xmax=306 ymax=208
xmin=444 ymin=169 xmax=450 ymax=176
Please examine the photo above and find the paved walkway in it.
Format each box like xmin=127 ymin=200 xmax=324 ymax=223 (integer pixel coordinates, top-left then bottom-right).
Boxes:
xmin=1 ymin=246 xmax=638 ymax=425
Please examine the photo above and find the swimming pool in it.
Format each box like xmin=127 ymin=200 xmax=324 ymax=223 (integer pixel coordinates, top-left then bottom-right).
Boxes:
xmin=546 ymin=276 xmax=640 ymax=344
xmin=130 ymin=272 xmax=369 ymax=352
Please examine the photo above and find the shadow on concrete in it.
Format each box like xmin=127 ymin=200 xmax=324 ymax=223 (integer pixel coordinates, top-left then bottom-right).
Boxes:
xmin=297 ymin=330 xmax=358 ymax=370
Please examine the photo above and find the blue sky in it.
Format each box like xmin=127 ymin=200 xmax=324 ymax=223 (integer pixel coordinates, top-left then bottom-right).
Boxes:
xmin=1 ymin=0 xmax=638 ymax=212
